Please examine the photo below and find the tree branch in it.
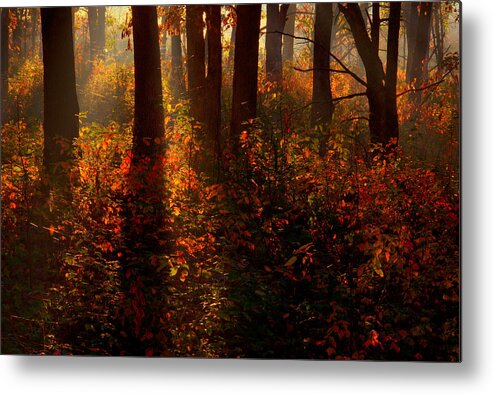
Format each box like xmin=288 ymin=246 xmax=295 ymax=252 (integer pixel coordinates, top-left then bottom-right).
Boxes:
xmin=396 ymin=69 xmax=453 ymax=98
xmin=274 ymin=30 xmax=367 ymax=87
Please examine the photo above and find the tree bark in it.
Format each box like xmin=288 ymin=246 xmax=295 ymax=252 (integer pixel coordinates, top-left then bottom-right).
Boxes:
xmin=227 ymin=25 xmax=236 ymax=68
xmin=384 ymin=2 xmax=401 ymax=145
xmin=31 ymin=8 xmax=39 ymax=58
xmin=205 ymin=5 xmax=222 ymax=169
xmin=122 ymin=6 xmax=166 ymax=355
xmin=41 ymin=7 xmax=80 ymax=182
xmin=230 ymin=4 xmax=261 ymax=150
xmin=88 ymin=6 xmax=105 ymax=61
xmin=371 ymin=3 xmax=380 ymax=57
xmin=409 ymin=2 xmax=432 ymax=88
xmin=131 ymin=6 xmax=165 ymax=163
xmin=340 ymin=3 xmax=401 ymax=149
xmin=265 ymin=4 xmax=289 ymax=86
xmin=186 ymin=5 xmax=206 ymax=124
xmin=311 ymin=3 xmax=334 ymax=157
xmin=170 ymin=20 xmax=185 ymax=99
xmin=404 ymin=2 xmax=418 ymax=84
xmin=1 ymin=8 xmax=9 ymax=125
xmin=160 ymin=14 xmax=167 ymax=59
xmin=282 ymin=4 xmax=296 ymax=63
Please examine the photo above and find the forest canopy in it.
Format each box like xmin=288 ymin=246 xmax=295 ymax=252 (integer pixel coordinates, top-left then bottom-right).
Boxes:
xmin=1 ymin=2 xmax=460 ymax=360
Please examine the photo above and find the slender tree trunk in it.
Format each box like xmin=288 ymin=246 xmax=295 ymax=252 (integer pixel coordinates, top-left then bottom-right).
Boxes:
xmin=131 ymin=6 xmax=165 ymax=164
xmin=409 ymin=2 xmax=432 ymax=87
xmin=384 ymin=2 xmax=401 ymax=145
xmin=88 ymin=7 xmax=97 ymax=62
xmin=1 ymin=8 xmax=9 ymax=126
xmin=186 ymin=5 xmax=206 ymax=124
xmin=31 ymin=8 xmax=39 ymax=57
xmin=205 ymin=5 xmax=222 ymax=172
xmin=227 ymin=25 xmax=236 ymax=68
xmin=230 ymin=4 xmax=261 ymax=150
xmin=265 ymin=4 xmax=289 ymax=86
xmin=123 ymin=5 xmax=166 ymax=356
xmin=311 ymin=3 xmax=334 ymax=157
xmin=41 ymin=7 xmax=80 ymax=182
xmin=371 ymin=3 xmax=380 ymax=57
xmin=405 ymin=2 xmax=418 ymax=83
xmin=432 ymin=2 xmax=444 ymax=74
xmin=340 ymin=3 xmax=400 ymax=150
xmin=170 ymin=31 xmax=185 ymax=99
xmin=96 ymin=6 xmax=105 ymax=55
xmin=160 ymin=14 xmax=167 ymax=59
xmin=282 ymin=4 xmax=296 ymax=63
xmin=88 ymin=7 xmax=105 ymax=61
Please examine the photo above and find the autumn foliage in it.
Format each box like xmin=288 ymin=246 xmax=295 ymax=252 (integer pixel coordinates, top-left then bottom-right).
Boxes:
xmin=1 ymin=4 xmax=459 ymax=360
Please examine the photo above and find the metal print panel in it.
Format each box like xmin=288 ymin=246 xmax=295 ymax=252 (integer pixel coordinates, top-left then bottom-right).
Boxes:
xmin=0 ymin=2 xmax=460 ymax=360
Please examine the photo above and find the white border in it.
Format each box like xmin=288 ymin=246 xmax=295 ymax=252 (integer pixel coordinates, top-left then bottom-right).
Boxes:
xmin=2 ymin=1 xmax=493 ymax=393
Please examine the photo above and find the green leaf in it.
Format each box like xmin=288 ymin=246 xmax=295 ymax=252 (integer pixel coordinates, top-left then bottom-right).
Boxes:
xmin=285 ymin=256 xmax=297 ymax=267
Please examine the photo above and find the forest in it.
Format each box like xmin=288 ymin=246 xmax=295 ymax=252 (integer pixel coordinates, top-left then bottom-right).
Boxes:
xmin=0 ymin=2 xmax=460 ymax=360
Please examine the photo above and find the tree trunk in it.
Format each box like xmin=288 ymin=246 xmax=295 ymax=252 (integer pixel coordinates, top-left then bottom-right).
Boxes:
xmin=230 ymin=4 xmax=261 ymax=150
xmin=170 ymin=21 xmax=185 ymax=99
xmin=205 ymin=5 xmax=222 ymax=171
xmin=227 ymin=25 xmax=236 ymax=68
xmin=96 ymin=7 xmax=105 ymax=53
xmin=265 ymin=4 xmax=289 ymax=86
xmin=160 ymin=14 xmax=167 ymax=59
xmin=432 ymin=2 xmax=444 ymax=74
xmin=41 ymin=7 xmax=79 ymax=182
xmin=311 ymin=3 xmax=334 ymax=157
xmin=1 ymin=8 xmax=9 ymax=126
xmin=409 ymin=2 xmax=432 ymax=88
xmin=88 ymin=6 xmax=105 ymax=61
xmin=31 ymin=8 xmax=39 ymax=58
xmin=371 ymin=3 xmax=380 ymax=57
xmin=340 ymin=3 xmax=400 ymax=150
xmin=88 ymin=7 xmax=97 ymax=62
xmin=186 ymin=5 xmax=206 ymax=124
xmin=131 ymin=6 xmax=165 ymax=163
xmin=282 ymin=4 xmax=296 ymax=63
xmin=384 ymin=2 xmax=401 ymax=145
xmin=123 ymin=5 xmax=166 ymax=356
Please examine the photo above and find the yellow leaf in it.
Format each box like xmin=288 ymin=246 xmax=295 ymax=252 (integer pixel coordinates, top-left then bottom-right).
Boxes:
xmin=48 ymin=225 xmax=55 ymax=236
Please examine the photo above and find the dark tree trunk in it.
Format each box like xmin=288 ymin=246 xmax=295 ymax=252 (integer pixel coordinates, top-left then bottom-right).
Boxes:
xmin=409 ymin=2 xmax=432 ymax=88
xmin=311 ymin=3 xmax=334 ymax=157
xmin=95 ymin=7 xmax=105 ymax=55
xmin=131 ymin=6 xmax=165 ymax=163
xmin=404 ymin=2 xmax=418 ymax=83
xmin=205 ymin=5 xmax=222 ymax=171
xmin=88 ymin=6 xmax=105 ymax=61
xmin=170 ymin=22 xmax=185 ymax=99
xmin=122 ymin=5 xmax=166 ymax=356
xmin=230 ymin=4 xmax=261 ymax=150
xmin=1 ymin=8 xmax=9 ymax=125
xmin=371 ymin=3 xmax=380 ymax=57
xmin=88 ymin=7 xmax=97 ymax=62
xmin=432 ymin=2 xmax=444 ymax=74
xmin=384 ymin=2 xmax=401 ymax=144
xmin=41 ymin=7 xmax=79 ymax=182
xmin=12 ymin=9 xmax=22 ymax=56
xmin=265 ymin=4 xmax=289 ymax=86
xmin=186 ymin=5 xmax=206 ymax=124
xmin=340 ymin=3 xmax=401 ymax=149
xmin=282 ymin=4 xmax=296 ymax=63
